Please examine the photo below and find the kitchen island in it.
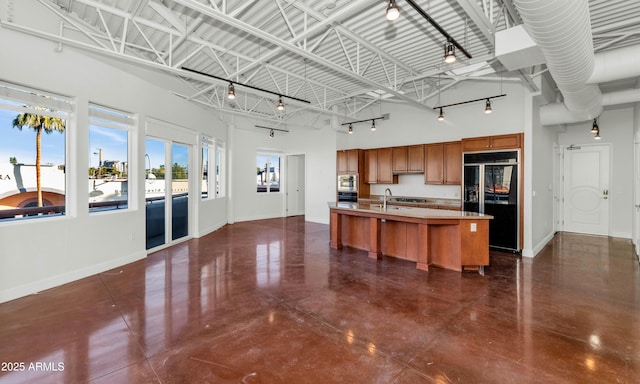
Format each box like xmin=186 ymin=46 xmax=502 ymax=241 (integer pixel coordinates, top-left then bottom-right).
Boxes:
xmin=329 ymin=202 xmax=492 ymax=273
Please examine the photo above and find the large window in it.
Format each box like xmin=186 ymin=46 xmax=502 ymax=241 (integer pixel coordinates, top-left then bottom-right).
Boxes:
xmin=0 ymin=81 xmax=71 ymax=221
xmin=201 ymin=137 xmax=225 ymax=199
xmin=88 ymin=104 xmax=133 ymax=213
xmin=216 ymin=142 xmax=225 ymax=197
xmin=257 ymin=154 xmax=280 ymax=193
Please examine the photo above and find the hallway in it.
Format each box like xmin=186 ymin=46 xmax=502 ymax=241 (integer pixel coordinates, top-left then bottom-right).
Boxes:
xmin=1 ymin=217 xmax=639 ymax=383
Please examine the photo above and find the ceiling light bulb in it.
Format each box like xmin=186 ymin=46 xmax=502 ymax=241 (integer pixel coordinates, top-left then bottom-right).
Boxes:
xmin=348 ymin=124 xmax=353 ymax=134
xmin=269 ymin=129 xmax=275 ymax=138
xmin=444 ymin=42 xmax=456 ymax=64
xmin=227 ymin=82 xmax=235 ymax=99
xmin=386 ymin=0 xmax=400 ymax=21
xmin=484 ymin=99 xmax=492 ymax=114
xmin=591 ymin=118 xmax=599 ymax=133
xmin=438 ymin=108 xmax=444 ymax=121
xmin=371 ymin=120 xmax=376 ymax=131
xmin=277 ymin=97 xmax=285 ymax=111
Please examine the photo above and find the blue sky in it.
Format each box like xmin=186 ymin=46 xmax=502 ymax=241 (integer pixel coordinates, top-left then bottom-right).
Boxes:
xmin=1 ymin=105 xmax=189 ymax=171
xmin=0 ymin=108 xmax=65 ymax=166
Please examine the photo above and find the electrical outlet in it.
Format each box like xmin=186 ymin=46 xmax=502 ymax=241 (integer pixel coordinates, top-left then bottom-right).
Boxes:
xmin=470 ymin=223 xmax=477 ymax=232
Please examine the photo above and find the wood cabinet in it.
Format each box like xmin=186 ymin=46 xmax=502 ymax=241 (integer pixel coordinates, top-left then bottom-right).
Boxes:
xmin=365 ymin=148 xmax=398 ymax=184
xmin=444 ymin=141 xmax=462 ymax=184
xmin=377 ymin=147 xmax=395 ymax=183
xmin=337 ymin=149 xmax=360 ymax=174
xmin=461 ymin=133 xmax=522 ymax=152
xmin=393 ymin=145 xmax=424 ymax=174
xmin=392 ymin=147 xmax=408 ymax=174
xmin=425 ymin=141 xmax=461 ymax=185
xmin=407 ymin=145 xmax=424 ymax=173
xmin=365 ymin=149 xmax=377 ymax=183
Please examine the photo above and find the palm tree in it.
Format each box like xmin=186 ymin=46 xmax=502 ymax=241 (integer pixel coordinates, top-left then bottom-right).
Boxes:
xmin=12 ymin=112 xmax=66 ymax=207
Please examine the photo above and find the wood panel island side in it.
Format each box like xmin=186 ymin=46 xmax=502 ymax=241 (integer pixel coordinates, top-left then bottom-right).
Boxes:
xmin=329 ymin=202 xmax=493 ymax=273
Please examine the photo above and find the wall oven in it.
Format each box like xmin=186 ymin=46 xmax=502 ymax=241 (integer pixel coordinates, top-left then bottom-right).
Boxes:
xmin=337 ymin=174 xmax=358 ymax=192
xmin=337 ymin=174 xmax=358 ymax=202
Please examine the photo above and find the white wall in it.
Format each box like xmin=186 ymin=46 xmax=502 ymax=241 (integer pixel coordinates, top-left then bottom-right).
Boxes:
xmin=227 ymin=114 xmax=337 ymax=224
xmin=530 ymin=95 xmax=558 ymax=254
xmin=0 ymin=23 xmax=227 ymax=302
xmin=558 ymin=106 xmax=634 ymax=239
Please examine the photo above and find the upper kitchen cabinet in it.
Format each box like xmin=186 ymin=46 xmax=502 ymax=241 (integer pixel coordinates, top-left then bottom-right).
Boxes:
xmin=461 ymin=133 xmax=522 ymax=152
xmin=365 ymin=148 xmax=398 ymax=184
xmin=425 ymin=141 xmax=461 ymax=185
xmin=336 ymin=149 xmax=360 ymax=174
xmin=392 ymin=146 xmax=407 ymax=174
xmin=393 ymin=145 xmax=424 ymax=174
xmin=407 ymin=145 xmax=425 ymax=173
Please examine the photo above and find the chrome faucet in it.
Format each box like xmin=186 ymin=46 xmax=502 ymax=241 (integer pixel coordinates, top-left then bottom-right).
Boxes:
xmin=383 ymin=188 xmax=392 ymax=211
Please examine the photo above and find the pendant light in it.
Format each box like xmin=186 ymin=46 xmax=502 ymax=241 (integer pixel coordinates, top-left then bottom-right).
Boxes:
xmin=444 ymin=41 xmax=456 ymax=64
xmin=277 ymin=96 xmax=285 ymax=111
xmin=484 ymin=99 xmax=492 ymax=114
xmin=370 ymin=120 xmax=376 ymax=131
xmin=348 ymin=124 xmax=353 ymax=134
xmin=227 ymin=82 xmax=235 ymax=99
xmin=386 ymin=0 xmax=400 ymax=21
xmin=591 ymin=118 xmax=599 ymax=134
xmin=594 ymin=130 xmax=601 ymax=140
xmin=438 ymin=108 xmax=444 ymax=121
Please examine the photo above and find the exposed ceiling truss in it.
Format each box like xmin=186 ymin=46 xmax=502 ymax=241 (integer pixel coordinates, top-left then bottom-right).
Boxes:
xmin=2 ymin=0 xmax=638 ymax=126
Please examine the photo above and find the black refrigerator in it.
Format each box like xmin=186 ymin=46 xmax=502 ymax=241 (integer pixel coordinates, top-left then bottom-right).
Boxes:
xmin=463 ymin=151 xmax=520 ymax=252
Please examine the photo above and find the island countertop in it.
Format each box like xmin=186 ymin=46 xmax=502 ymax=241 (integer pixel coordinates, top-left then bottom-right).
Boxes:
xmin=328 ymin=202 xmax=492 ymax=220
xmin=328 ymin=202 xmax=492 ymax=273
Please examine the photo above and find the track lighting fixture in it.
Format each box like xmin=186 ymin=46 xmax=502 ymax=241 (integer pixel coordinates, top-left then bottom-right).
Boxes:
xmin=255 ymin=125 xmax=289 ymax=137
xmin=444 ymin=41 xmax=456 ymax=64
xmin=181 ymin=67 xmax=311 ymax=108
xmin=227 ymin=82 xmax=235 ymax=99
xmin=434 ymin=94 xmax=506 ymax=120
xmin=386 ymin=0 xmax=400 ymax=21
xmin=591 ymin=118 xmax=599 ymax=134
xmin=341 ymin=116 xmax=386 ymax=133
xmin=385 ymin=0 xmax=472 ymax=62
xmin=484 ymin=99 xmax=492 ymax=114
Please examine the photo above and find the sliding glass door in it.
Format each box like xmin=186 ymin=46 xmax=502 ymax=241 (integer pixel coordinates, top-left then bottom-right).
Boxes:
xmin=145 ymin=138 xmax=190 ymax=250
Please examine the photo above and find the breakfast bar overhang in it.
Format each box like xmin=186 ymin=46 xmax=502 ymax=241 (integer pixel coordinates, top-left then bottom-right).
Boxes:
xmin=329 ymin=202 xmax=493 ymax=273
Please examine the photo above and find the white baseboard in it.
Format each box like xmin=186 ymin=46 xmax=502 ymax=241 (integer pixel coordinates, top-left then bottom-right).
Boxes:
xmin=610 ymin=231 xmax=631 ymax=239
xmin=195 ymin=221 xmax=227 ymax=238
xmin=305 ymin=216 xmax=329 ymax=225
xmin=0 ymin=251 xmax=146 ymax=304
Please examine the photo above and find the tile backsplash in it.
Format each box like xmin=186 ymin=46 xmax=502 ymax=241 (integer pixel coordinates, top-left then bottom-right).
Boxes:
xmin=369 ymin=174 xmax=460 ymax=199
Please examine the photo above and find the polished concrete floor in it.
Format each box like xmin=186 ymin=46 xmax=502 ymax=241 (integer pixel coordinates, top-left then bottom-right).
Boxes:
xmin=1 ymin=216 xmax=639 ymax=383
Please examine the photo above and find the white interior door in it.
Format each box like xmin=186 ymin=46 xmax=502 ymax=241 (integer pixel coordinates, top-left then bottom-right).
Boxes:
xmin=286 ymin=154 xmax=305 ymax=217
xmin=562 ymin=144 xmax=610 ymax=236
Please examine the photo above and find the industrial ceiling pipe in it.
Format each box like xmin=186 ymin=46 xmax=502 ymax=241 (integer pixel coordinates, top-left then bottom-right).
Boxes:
xmin=513 ymin=0 xmax=602 ymax=120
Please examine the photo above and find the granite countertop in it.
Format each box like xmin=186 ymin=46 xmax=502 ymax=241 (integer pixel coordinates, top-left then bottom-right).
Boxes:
xmin=359 ymin=195 xmax=461 ymax=208
xmin=328 ymin=202 xmax=491 ymax=220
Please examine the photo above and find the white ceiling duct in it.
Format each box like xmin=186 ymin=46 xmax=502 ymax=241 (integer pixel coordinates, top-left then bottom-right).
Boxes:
xmin=541 ymin=88 xmax=640 ymax=126
xmin=513 ymin=0 xmax=602 ymax=119
xmin=588 ymin=44 xmax=640 ymax=84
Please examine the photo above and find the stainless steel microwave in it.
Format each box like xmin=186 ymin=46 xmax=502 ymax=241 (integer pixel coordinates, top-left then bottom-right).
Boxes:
xmin=337 ymin=174 xmax=358 ymax=192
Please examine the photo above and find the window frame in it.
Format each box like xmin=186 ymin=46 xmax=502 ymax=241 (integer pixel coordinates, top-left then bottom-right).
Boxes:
xmin=0 ymin=81 xmax=72 ymax=222
xmin=256 ymin=153 xmax=281 ymax=194
xmin=88 ymin=103 xmax=134 ymax=214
